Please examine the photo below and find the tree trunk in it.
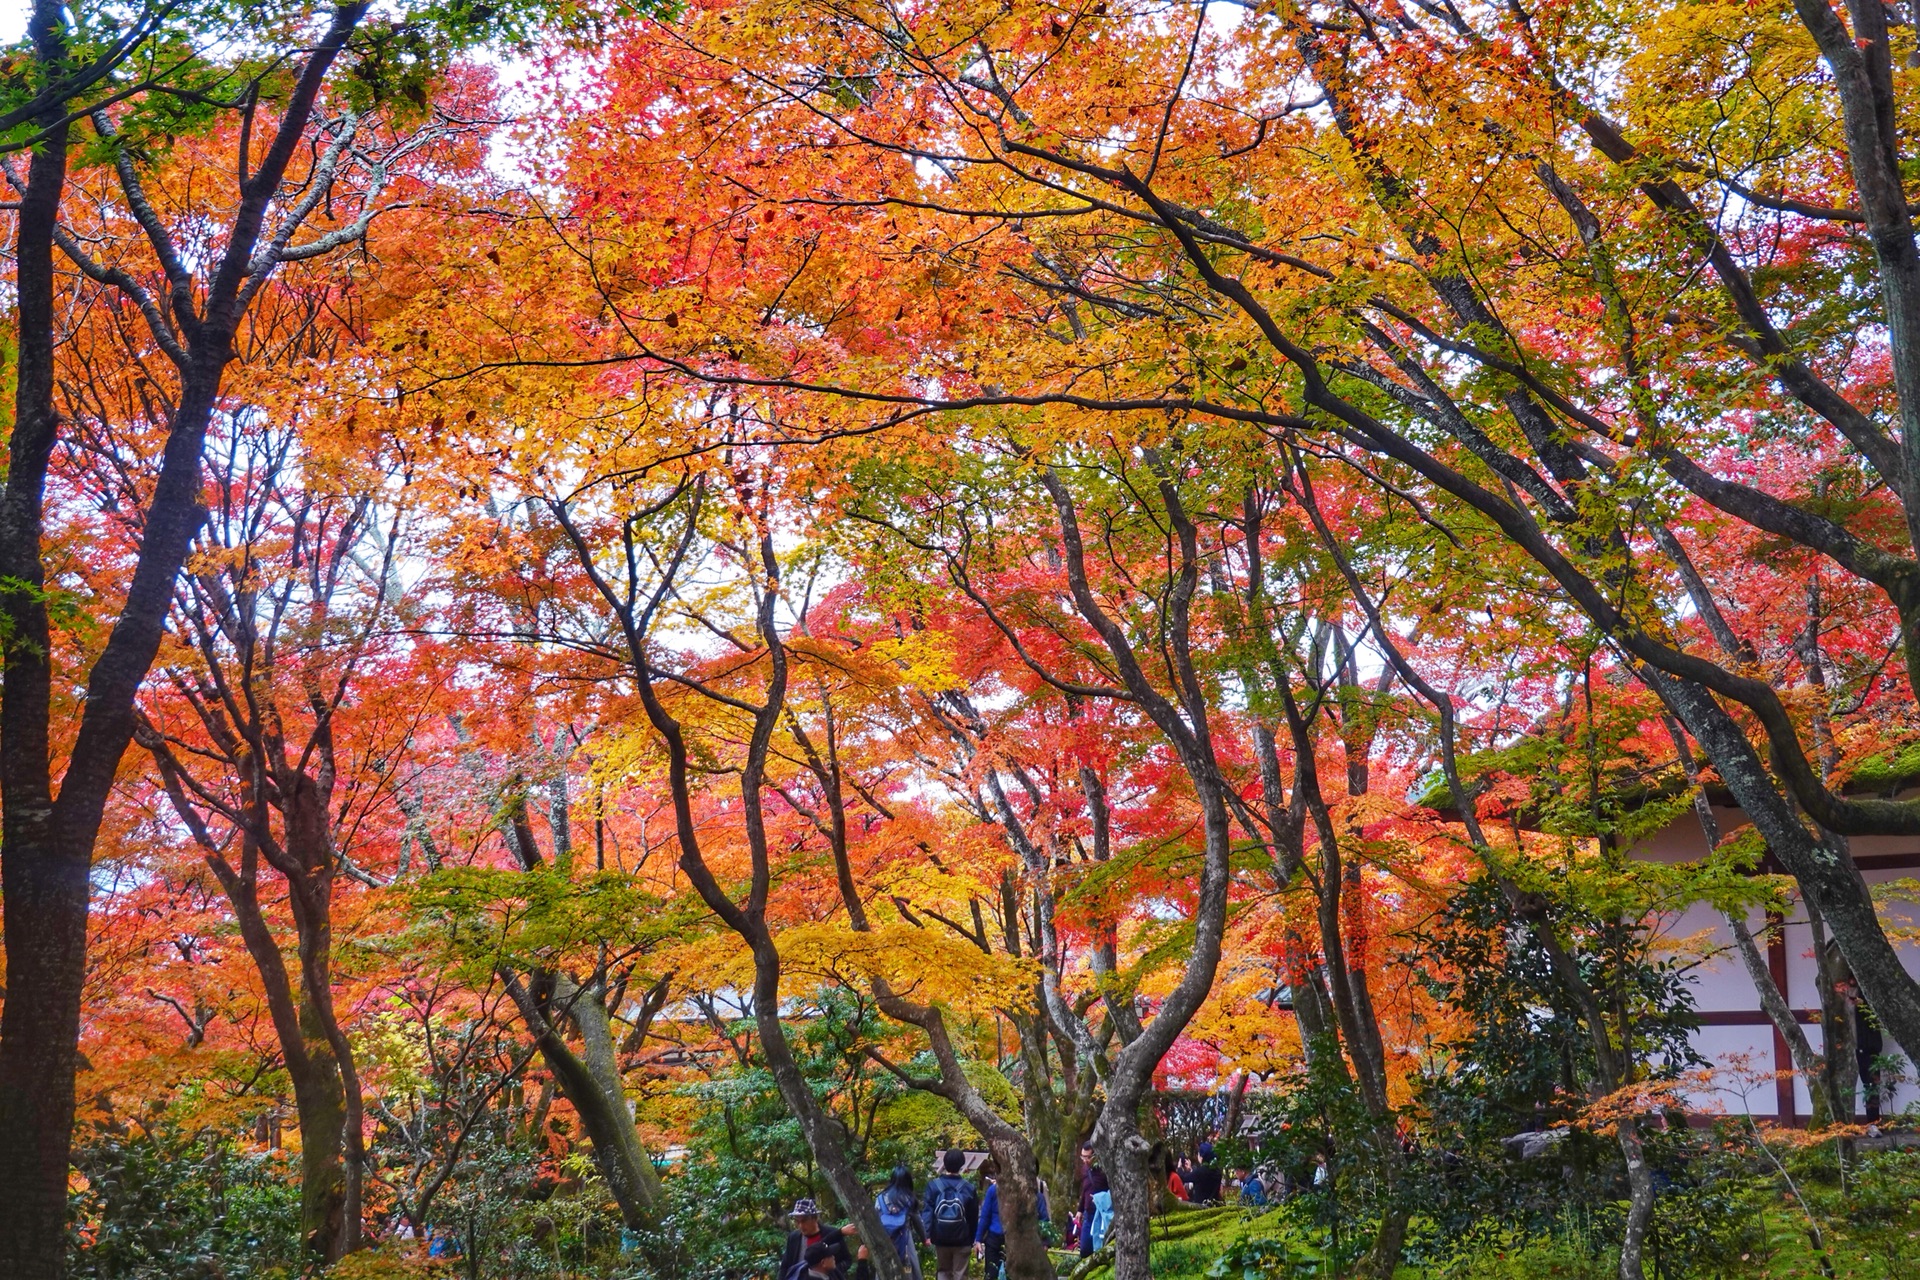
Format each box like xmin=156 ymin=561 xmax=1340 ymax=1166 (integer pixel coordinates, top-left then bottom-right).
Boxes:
xmin=0 ymin=8 xmax=75 ymax=1274
xmin=1093 ymin=1101 xmax=1155 ymax=1280
xmin=1651 ymin=671 xmax=1920 ymax=1062
xmin=573 ymin=980 xmax=666 ymax=1206
xmin=0 ymin=11 xmax=368 ymax=1271
xmin=1808 ymin=904 xmax=1861 ymax=1128
xmin=290 ymin=1026 xmax=352 ymax=1258
xmin=508 ymin=973 xmax=661 ymax=1227
xmin=1616 ymin=1117 xmax=1656 ymax=1280
xmin=749 ymin=943 xmax=911 ymax=1280
xmin=879 ymin=995 xmax=1056 ymax=1280
xmin=211 ymin=853 xmax=352 ymax=1260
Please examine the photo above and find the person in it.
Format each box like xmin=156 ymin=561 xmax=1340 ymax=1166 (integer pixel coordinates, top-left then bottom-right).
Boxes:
xmin=780 ymin=1198 xmax=856 ymax=1280
xmin=1236 ymin=1166 xmax=1267 ymax=1208
xmin=1161 ymin=1146 xmax=1188 ymax=1203
xmin=974 ymin=1167 xmax=1004 ymax=1280
xmin=877 ymin=1164 xmax=926 ymax=1280
xmin=792 ymin=1237 xmax=875 ymax=1280
xmin=1076 ymin=1143 xmax=1108 ymax=1258
xmin=1185 ymin=1141 xmax=1224 ymax=1205
xmin=922 ymin=1149 xmax=979 ymax=1280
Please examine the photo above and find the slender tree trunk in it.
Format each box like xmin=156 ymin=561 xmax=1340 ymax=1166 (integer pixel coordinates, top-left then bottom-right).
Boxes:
xmin=1809 ymin=904 xmax=1861 ymax=1128
xmin=748 ymin=941 xmax=911 ymax=1280
xmin=209 ymin=855 xmax=351 ymax=1260
xmin=1616 ymin=1117 xmax=1657 ymax=1280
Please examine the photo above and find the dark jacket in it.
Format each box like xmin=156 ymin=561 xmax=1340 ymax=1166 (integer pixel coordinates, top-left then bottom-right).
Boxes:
xmin=780 ymin=1226 xmax=854 ymax=1279
xmin=921 ymin=1174 xmax=980 ymax=1245
xmin=1186 ymin=1162 xmax=1223 ymax=1205
xmin=1078 ymin=1163 xmax=1108 ymax=1221
xmin=792 ymin=1259 xmax=873 ymax=1280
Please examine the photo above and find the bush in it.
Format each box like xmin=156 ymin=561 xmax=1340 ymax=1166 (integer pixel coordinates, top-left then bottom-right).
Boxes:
xmin=68 ymin=1119 xmax=303 ymax=1280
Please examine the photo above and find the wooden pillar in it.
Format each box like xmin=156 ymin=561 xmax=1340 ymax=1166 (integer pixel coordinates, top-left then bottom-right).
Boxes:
xmin=1767 ymin=910 xmax=1797 ymax=1123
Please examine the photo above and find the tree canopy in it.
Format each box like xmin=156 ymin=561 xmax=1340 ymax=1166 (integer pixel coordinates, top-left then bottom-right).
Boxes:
xmin=6 ymin=3 xmax=1920 ymax=1280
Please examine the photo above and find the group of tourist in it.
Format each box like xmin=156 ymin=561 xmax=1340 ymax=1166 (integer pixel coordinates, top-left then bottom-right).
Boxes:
xmin=777 ymin=1136 xmax=1306 ymax=1279
xmin=778 ymin=1149 xmax=1046 ymax=1280
xmin=1072 ymin=1139 xmax=1277 ymax=1256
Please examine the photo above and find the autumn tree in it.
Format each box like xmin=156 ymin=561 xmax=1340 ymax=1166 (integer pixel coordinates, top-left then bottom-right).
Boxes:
xmin=0 ymin=3 xmax=625 ymax=1267
xmin=509 ymin=0 xmax=1920 ymax=1146
xmin=129 ymin=416 xmax=416 ymax=1260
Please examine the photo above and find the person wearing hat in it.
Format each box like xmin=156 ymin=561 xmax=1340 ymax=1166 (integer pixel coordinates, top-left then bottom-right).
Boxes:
xmin=1186 ymin=1142 xmax=1224 ymax=1205
xmin=779 ymin=1197 xmax=857 ymax=1280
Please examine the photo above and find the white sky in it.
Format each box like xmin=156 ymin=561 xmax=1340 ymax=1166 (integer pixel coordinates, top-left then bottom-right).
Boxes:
xmin=0 ymin=1 xmax=24 ymax=42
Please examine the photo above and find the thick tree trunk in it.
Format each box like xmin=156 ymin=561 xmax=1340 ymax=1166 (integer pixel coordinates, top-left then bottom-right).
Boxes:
xmin=0 ymin=12 xmax=366 ymax=1272
xmin=573 ymin=981 xmax=666 ymax=1206
xmin=0 ymin=9 xmax=74 ymax=1274
xmin=508 ymin=973 xmax=661 ymax=1227
xmin=1093 ymin=1101 xmax=1155 ymax=1280
xmin=290 ymin=1025 xmax=352 ymax=1257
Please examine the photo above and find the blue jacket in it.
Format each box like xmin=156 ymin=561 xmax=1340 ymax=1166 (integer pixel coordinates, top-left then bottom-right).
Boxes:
xmin=975 ymin=1183 xmax=1000 ymax=1242
xmin=974 ymin=1181 xmax=1049 ymax=1241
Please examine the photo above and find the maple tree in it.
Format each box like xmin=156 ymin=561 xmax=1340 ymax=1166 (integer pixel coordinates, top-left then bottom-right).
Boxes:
xmin=15 ymin=1 xmax=1920 ymax=1279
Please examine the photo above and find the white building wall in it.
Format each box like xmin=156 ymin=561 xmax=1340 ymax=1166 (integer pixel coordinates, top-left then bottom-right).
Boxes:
xmin=1634 ymin=805 xmax=1920 ymax=1120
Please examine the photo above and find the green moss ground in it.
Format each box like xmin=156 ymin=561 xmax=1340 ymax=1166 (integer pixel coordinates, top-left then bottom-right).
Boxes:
xmin=1052 ymin=1191 xmax=1916 ymax=1280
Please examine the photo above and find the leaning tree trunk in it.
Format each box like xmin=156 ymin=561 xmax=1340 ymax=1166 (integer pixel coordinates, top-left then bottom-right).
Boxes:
xmin=748 ymin=939 xmax=912 ymax=1280
xmin=875 ymin=991 xmax=1057 ymax=1280
xmin=506 ymin=972 xmax=662 ymax=1227
xmin=573 ymin=979 xmax=667 ymax=1206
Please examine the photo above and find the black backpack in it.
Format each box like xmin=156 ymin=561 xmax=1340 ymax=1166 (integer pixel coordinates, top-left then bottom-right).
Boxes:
xmin=928 ymin=1177 xmax=971 ymax=1245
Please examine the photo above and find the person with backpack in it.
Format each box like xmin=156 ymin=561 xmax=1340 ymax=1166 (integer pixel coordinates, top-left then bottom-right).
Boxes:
xmin=876 ymin=1164 xmax=926 ymax=1280
xmin=921 ymin=1149 xmax=979 ymax=1280
xmin=779 ymin=1198 xmax=856 ymax=1280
